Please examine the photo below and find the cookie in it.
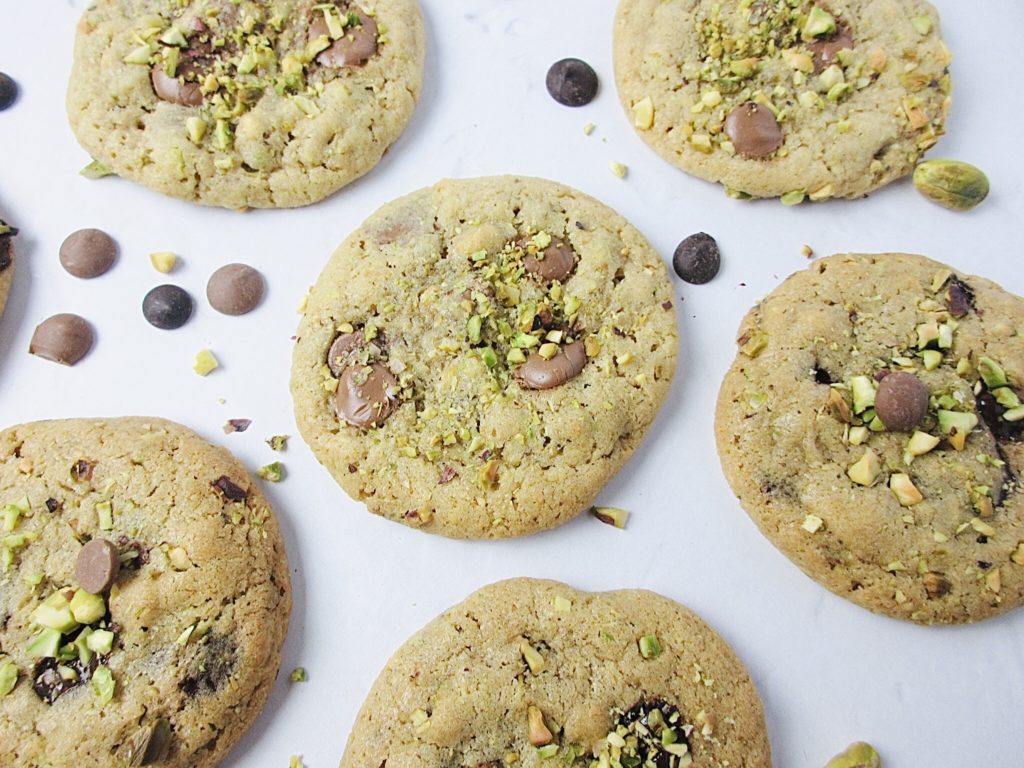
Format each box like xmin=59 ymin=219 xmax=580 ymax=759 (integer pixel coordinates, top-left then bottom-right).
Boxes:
xmin=716 ymin=253 xmax=1024 ymax=624
xmin=340 ymin=578 xmax=772 ymax=767
xmin=0 ymin=219 xmax=15 ymax=320
xmin=67 ymin=0 xmax=425 ymax=209
xmin=613 ymin=0 xmax=951 ymax=200
xmin=291 ymin=176 xmax=679 ymax=538
xmin=0 ymin=417 xmax=291 ymax=766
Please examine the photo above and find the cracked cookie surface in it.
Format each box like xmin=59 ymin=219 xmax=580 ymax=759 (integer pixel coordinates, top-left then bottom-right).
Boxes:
xmin=291 ymin=176 xmax=679 ymax=539
xmin=340 ymin=578 xmax=771 ymax=768
xmin=67 ymin=0 xmax=424 ymax=209
xmin=716 ymin=254 xmax=1024 ymax=624
xmin=0 ymin=417 xmax=291 ymax=767
xmin=613 ymin=0 xmax=951 ymax=200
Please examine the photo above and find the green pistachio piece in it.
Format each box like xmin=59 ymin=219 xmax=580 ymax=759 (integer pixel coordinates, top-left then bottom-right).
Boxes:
xmin=27 ymin=628 xmax=62 ymax=659
xmin=824 ymin=741 xmax=881 ymax=768
xmin=780 ymin=190 xmax=806 ymax=206
xmin=994 ymin=387 xmax=1022 ymax=409
xmin=911 ymin=16 xmax=932 ymax=35
xmin=92 ymin=665 xmax=115 ymax=705
xmin=849 ymin=376 xmax=876 ymax=414
xmin=290 ymin=667 xmax=308 ymax=683
xmin=69 ymin=589 xmax=106 ymax=625
xmin=802 ymin=7 xmax=837 ymax=39
xmin=978 ymin=356 xmax=1008 ymax=389
xmin=936 ymin=410 xmax=978 ymax=435
xmin=31 ymin=601 xmax=79 ymax=635
xmin=920 ymin=349 xmax=942 ymax=371
xmin=74 ymin=627 xmax=95 ymax=666
xmin=913 ymin=160 xmax=990 ymax=212
xmin=87 ymin=628 xmax=115 ymax=655
xmin=1004 ymin=406 xmax=1024 ymax=422
xmin=906 ymin=431 xmax=940 ymax=456
xmin=467 ymin=314 xmax=482 ymax=344
xmin=480 ymin=347 xmax=498 ymax=369
xmin=257 ymin=462 xmax=285 ymax=482
xmin=0 ymin=658 xmax=17 ymax=696
xmin=847 ymin=448 xmax=881 ymax=486
xmin=80 ymin=160 xmax=117 ymax=179
xmin=638 ymin=634 xmax=662 ymax=659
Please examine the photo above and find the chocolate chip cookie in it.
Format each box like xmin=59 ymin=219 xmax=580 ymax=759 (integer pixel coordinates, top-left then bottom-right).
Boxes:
xmin=613 ymin=0 xmax=951 ymax=201
xmin=291 ymin=176 xmax=679 ymax=538
xmin=716 ymin=254 xmax=1024 ymax=624
xmin=67 ymin=0 xmax=425 ymax=209
xmin=340 ymin=578 xmax=771 ymax=768
xmin=0 ymin=417 xmax=291 ymax=766
xmin=0 ymin=220 xmax=16 ymax=320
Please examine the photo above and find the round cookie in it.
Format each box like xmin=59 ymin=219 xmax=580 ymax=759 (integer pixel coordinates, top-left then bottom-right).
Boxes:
xmin=716 ymin=253 xmax=1024 ymax=624
xmin=0 ymin=221 xmax=14 ymax=320
xmin=340 ymin=578 xmax=772 ymax=768
xmin=613 ymin=0 xmax=951 ymax=200
xmin=67 ymin=0 xmax=425 ymax=209
xmin=291 ymin=176 xmax=679 ymax=539
xmin=0 ymin=417 xmax=291 ymax=766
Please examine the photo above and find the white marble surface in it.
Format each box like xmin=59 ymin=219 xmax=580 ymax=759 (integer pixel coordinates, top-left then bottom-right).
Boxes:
xmin=2 ymin=1 xmax=1023 ymax=766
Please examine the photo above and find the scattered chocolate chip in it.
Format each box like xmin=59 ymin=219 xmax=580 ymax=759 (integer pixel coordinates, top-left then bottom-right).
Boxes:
xmin=946 ymin=277 xmax=975 ymax=318
xmin=310 ymin=9 xmax=379 ymax=67
xmin=673 ymin=232 xmax=721 ymax=284
xmin=515 ymin=340 xmax=587 ymax=390
xmin=75 ymin=538 xmax=121 ymax=594
xmin=71 ymin=459 xmax=95 ymax=482
xmin=438 ymin=465 xmax=457 ymax=485
xmin=143 ymin=284 xmax=193 ymax=330
xmin=32 ymin=657 xmax=92 ymax=705
xmin=29 ymin=314 xmax=95 ymax=366
xmin=977 ymin=390 xmax=1024 ymax=443
xmin=125 ymin=718 xmax=173 ymax=767
xmin=335 ymin=363 xmax=400 ymax=429
xmin=524 ymin=241 xmax=576 ymax=283
xmin=45 ymin=498 xmax=62 ymax=513
xmin=724 ymin=102 xmax=783 ymax=159
xmin=0 ymin=72 xmax=18 ymax=111
xmin=59 ymin=228 xmax=117 ymax=279
xmin=807 ymin=28 xmax=854 ymax=73
xmin=212 ymin=475 xmax=247 ymax=502
xmin=327 ymin=330 xmax=367 ymax=376
xmin=545 ymin=58 xmax=599 ymax=107
xmin=222 ymin=418 xmax=252 ymax=434
xmin=875 ymin=372 xmax=929 ymax=431
xmin=206 ymin=263 xmax=265 ymax=316
xmin=151 ymin=64 xmax=204 ymax=106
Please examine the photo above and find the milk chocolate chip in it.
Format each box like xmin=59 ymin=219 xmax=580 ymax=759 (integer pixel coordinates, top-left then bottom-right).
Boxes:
xmin=875 ymin=371 xmax=929 ymax=431
xmin=524 ymin=242 xmax=576 ymax=283
xmin=29 ymin=314 xmax=95 ymax=366
xmin=75 ymin=538 xmax=121 ymax=594
xmin=150 ymin=28 xmax=210 ymax=106
xmin=724 ymin=102 xmax=783 ymax=159
xmin=206 ymin=263 xmax=264 ymax=316
xmin=808 ymin=28 xmax=854 ymax=73
xmin=335 ymin=363 xmax=399 ymax=428
xmin=150 ymin=65 xmax=204 ymax=107
xmin=515 ymin=340 xmax=587 ymax=390
xmin=59 ymin=228 xmax=117 ymax=279
xmin=310 ymin=9 xmax=379 ymax=68
xmin=327 ymin=330 xmax=366 ymax=376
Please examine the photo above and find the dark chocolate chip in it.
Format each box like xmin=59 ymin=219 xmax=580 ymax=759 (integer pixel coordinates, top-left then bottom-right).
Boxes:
xmin=874 ymin=371 xmax=929 ymax=431
xmin=143 ymin=284 xmax=193 ymax=330
xmin=32 ymin=657 xmax=93 ymax=704
xmin=29 ymin=314 xmax=95 ymax=366
xmin=335 ymin=363 xmax=400 ymax=428
xmin=672 ymin=232 xmax=721 ymax=284
xmin=179 ymin=633 xmax=236 ymax=697
xmin=724 ymin=102 xmax=783 ymax=159
xmin=946 ymin=277 xmax=975 ymax=318
xmin=45 ymin=498 xmax=63 ymax=513
xmin=212 ymin=475 xmax=247 ymax=501
xmin=977 ymin=390 xmax=1024 ymax=443
xmin=617 ymin=699 xmax=692 ymax=768
xmin=206 ymin=263 xmax=265 ymax=316
xmin=0 ymin=72 xmax=18 ymax=111
xmin=59 ymin=228 xmax=117 ymax=279
xmin=515 ymin=340 xmax=587 ymax=390
xmin=310 ymin=9 xmax=379 ymax=67
xmin=75 ymin=538 xmax=121 ymax=594
xmin=545 ymin=58 xmax=599 ymax=107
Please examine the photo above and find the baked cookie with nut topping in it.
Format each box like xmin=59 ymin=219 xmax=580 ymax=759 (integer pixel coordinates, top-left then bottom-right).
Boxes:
xmin=67 ymin=0 xmax=424 ymax=209
xmin=0 ymin=417 xmax=291 ymax=767
xmin=291 ymin=176 xmax=678 ymax=538
xmin=340 ymin=578 xmax=771 ymax=768
xmin=716 ymin=253 xmax=1024 ymax=624
xmin=613 ymin=0 xmax=951 ymax=201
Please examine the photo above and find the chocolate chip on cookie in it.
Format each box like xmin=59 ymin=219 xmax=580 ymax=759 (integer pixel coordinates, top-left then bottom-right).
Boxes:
xmin=724 ymin=102 xmax=783 ymax=159
xmin=207 ymin=263 xmax=265 ymax=316
xmin=335 ymin=363 xmax=400 ymax=428
xmin=75 ymin=538 xmax=121 ymax=594
xmin=875 ymin=372 xmax=929 ymax=431
xmin=59 ymin=228 xmax=117 ymax=279
xmin=807 ymin=27 xmax=854 ymax=73
xmin=29 ymin=314 xmax=95 ymax=366
xmin=523 ymin=241 xmax=576 ymax=283
xmin=515 ymin=339 xmax=587 ymax=390
xmin=327 ymin=330 xmax=367 ymax=376
xmin=545 ymin=58 xmax=599 ymax=107
xmin=310 ymin=8 xmax=379 ymax=68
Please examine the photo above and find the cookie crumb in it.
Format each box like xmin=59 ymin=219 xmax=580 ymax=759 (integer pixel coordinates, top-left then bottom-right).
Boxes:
xmin=801 ymin=244 xmax=815 ymax=259
xmin=609 ymin=161 xmax=628 ymax=179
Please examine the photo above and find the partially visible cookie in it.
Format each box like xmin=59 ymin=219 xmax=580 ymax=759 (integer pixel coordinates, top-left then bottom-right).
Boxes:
xmin=614 ymin=0 xmax=951 ymax=200
xmin=716 ymin=254 xmax=1024 ymax=624
xmin=291 ymin=176 xmax=679 ymax=538
xmin=67 ymin=0 xmax=425 ymax=209
xmin=0 ymin=219 xmax=15 ymax=320
xmin=340 ymin=578 xmax=772 ymax=768
xmin=0 ymin=417 xmax=291 ymax=767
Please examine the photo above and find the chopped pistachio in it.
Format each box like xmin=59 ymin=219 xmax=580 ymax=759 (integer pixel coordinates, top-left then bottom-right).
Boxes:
xmin=978 ymin=357 xmax=1008 ymax=389
xmin=590 ymin=506 xmax=628 ymax=529
xmin=193 ymin=349 xmax=220 ymax=376
xmin=0 ymin=658 xmax=18 ymax=696
xmin=911 ymin=15 xmax=932 ymax=35
xmin=847 ymin=449 xmax=881 ymax=487
xmin=906 ymin=431 xmax=940 ymax=457
xmin=802 ymin=6 xmax=836 ymax=39
xmin=802 ymin=514 xmax=824 ymax=533
xmin=266 ymin=435 xmax=289 ymax=451
xmin=632 ymin=97 xmax=655 ymax=129
xmin=583 ymin=122 xmax=596 ymax=135
xmin=257 ymin=462 xmax=285 ymax=482
xmin=638 ymin=634 xmax=662 ymax=659
xmin=1011 ymin=543 xmax=1024 ymax=566
xmin=825 ymin=742 xmax=880 ymax=768
xmin=149 ymin=251 xmax=178 ymax=273
xmin=969 ymin=517 xmax=996 ymax=538
xmin=519 ymin=641 xmax=545 ymax=674
xmin=290 ymin=667 xmax=308 ymax=683
xmin=609 ymin=161 xmax=628 ymax=179
xmin=920 ymin=349 xmax=942 ymax=371
xmin=527 ymin=705 xmax=554 ymax=746
xmin=92 ymin=665 xmax=115 ymax=705
xmin=552 ymin=596 xmax=571 ymax=613
xmin=889 ymin=473 xmax=924 ymax=506
xmin=847 ymin=426 xmax=868 ymax=446
xmin=185 ymin=116 xmax=208 ymax=145
xmin=80 ymin=160 xmax=116 ymax=179
xmin=289 ymin=757 xmax=306 ymax=768
xmin=780 ymin=190 xmax=806 ymax=206
xmin=738 ymin=329 xmax=768 ymax=358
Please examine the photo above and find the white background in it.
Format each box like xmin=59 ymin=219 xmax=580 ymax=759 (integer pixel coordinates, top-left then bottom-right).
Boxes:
xmin=2 ymin=1 xmax=1023 ymax=766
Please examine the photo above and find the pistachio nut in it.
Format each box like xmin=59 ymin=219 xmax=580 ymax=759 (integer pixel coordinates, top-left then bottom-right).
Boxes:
xmin=824 ymin=742 xmax=880 ymax=768
xmin=913 ymin=160 xmax=990 ymax=212
xmin=125 ymin=718 xmax=172 ymax=766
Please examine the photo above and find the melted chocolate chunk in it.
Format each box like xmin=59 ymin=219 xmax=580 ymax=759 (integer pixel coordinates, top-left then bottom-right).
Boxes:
xmin=212 ymin=475 xmax=248 ymax=501
xmin=808 ymin=27 xmax=854 ymax=73
xmin=813 ymin=367 xmax=833 ymax=385
xmin=179 ymin=633 xmax=236 ymax=697
xmin=724 ymin=102 xmax=783 ymax=158
xmin=45 ymin=498 xmax=63 ymax=513
xmin=946 ymin=277 xmax=975 ymax=318
xmin=616 ymin=699 xmax=692 ymax=768
xmin=977 ymin=390 xmax=1023 ymax=443
xmin=32 ymin=657 xmax=95 ymax=704
xmin=71 ymin=460 xmax=95 ymax=482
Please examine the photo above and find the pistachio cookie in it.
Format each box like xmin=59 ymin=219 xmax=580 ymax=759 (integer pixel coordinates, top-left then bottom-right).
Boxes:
xmin=341 ymin=578 xmax=772 ymax=767
xmin=613 ymin=0 xmax=951 ymax=201
xmin=716 ymin=254 xmax=1024 ymax=624
xmin=291 ymin=176 xmax=679 ymax=538
xmin=67 ymin=0 xmax=424 ymax=209
xmin=0 ymin=417 xmax=291 ymax=766
xmin=0 ymin=220 xmax=14 ymax=319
